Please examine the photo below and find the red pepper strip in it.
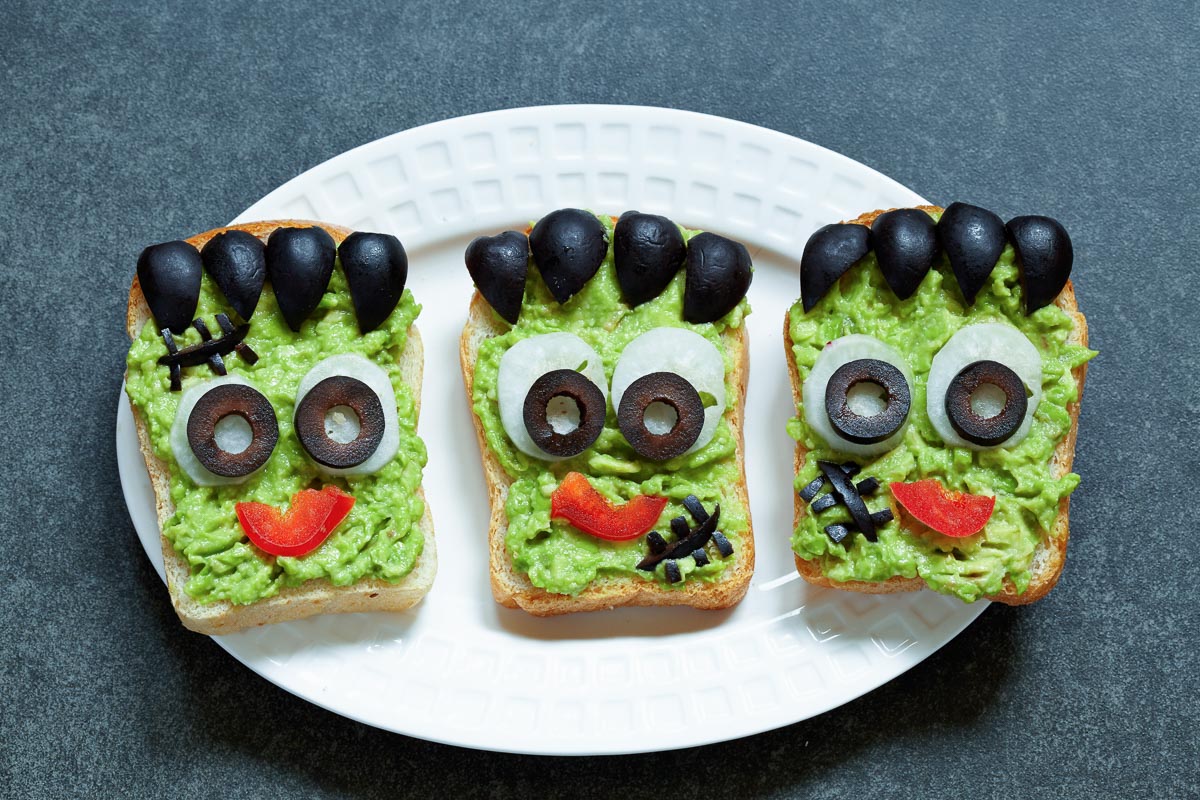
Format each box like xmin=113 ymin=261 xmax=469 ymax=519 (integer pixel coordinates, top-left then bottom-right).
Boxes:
xmin=550 ymin=472 xmax=668 ymax=541
xmin=889 ymin=480 xmax=995 ymax=538
xmin=236 ymin=485 xmax=356 ymax=557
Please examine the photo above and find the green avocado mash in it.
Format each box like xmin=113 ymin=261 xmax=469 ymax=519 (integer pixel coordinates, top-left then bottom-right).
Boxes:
xmin=126 ymin=267 xmax=427 ymax=605
xmin=787 ymin=210 xmax=1096 ymax=602
xmin=471 ymin=214 xmax=751 ymax=595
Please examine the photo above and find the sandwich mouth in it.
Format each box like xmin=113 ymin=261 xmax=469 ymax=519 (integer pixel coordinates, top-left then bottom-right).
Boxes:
xmin=234 ymin=484 xmax=356 ymax=557
xmin=888 ymin=479 xmax=995 ymax=539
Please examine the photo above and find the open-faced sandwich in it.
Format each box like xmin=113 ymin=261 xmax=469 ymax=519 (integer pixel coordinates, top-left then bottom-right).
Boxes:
xmin=125 ymin=220 xmax=434 ymax=634
xmin=786 ymin=204 xmax=1094 ymax=604
xmin=461 ymin=209 xmax=754 ymax=615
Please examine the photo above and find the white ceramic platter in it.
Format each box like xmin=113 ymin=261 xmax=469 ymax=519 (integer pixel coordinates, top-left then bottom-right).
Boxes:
xmin=118 ymin=105 xmax=985 ymax=755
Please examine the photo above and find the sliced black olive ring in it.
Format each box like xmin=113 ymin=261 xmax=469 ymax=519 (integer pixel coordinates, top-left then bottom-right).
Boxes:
xmin=617 ymin=372 xmax=705 ymax=461
xmin=186 ymin=383 xmax=278 ymax=477
xmin=522 ymin=369 xmax=606 ymax=458
xmin=944 ymin=360 xmax=1029 ymax=446
xmin=295 ymin=376 xmax=386 ymax=468
xmin=823 ymin=359 xmax=911 ymax=444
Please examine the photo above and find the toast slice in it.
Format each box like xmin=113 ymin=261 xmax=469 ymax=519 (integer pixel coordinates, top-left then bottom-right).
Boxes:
xmin=460 ymin=291 xmax=754 ymax=616
xmin=126 ymin=220 xmax=435 ymax=635
xmin=786 ymin=206 xmax=1089 ymax=605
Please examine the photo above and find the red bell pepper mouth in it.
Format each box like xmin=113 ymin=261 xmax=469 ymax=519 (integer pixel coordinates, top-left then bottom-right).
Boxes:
xmin=235 ymin=485 xmax=356 ymax=558
xmin=888 ymin=479 xmax=995 ymax=538
xmin=550 ymin=471 xmax=668 ymax=541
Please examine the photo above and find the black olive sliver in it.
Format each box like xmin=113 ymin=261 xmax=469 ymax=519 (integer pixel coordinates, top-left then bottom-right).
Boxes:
xmin=855 ymin=477 xmax=880 ymax=496
xmin=670 ymin=516 xmax=690 ymax=539
xmin=711 ymin=531 xmax=734 ymax=558
xmin=871 ymin=509 xmax=894 ymax=526
xmin=647 ymin=532 xmax=668 ymax=554
xmin=825 ymin=523 xmax=852 ymax=544
xmin=798 ymin=476 xmax=826 ymax=502
xmin=663 ymin=560 xmax=682 ymax=583
xmin=811 ymin=493 xmax=838 ymax=514
xmin=840 ymin=462 xmax=861 ymax=477
xmin=692 ymin=549 xmax=710 ymax=567
xmin=819 ymin=460 xmax=876 ymax=540
xmin=683 ymin=495 xmax=710 ymax=524
xmin=637 ymin=506 xmax=721 ymax=571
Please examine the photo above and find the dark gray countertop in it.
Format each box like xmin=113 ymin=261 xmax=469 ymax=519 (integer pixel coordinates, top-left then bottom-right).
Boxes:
xmin=3 ymin=1 xmax=1196 ymax=797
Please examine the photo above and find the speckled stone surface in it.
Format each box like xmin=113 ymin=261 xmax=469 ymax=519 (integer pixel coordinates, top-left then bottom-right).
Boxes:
xmin=2 ymin=1 xmax=1196 ymax=796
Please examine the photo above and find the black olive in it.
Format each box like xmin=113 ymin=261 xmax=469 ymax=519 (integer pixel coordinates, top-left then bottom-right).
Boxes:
xmin=818 ymin=460 xmax=876 ymax=540
xmin=137 ymin=240 xmax=202 ymax=334
xmin=613 ymin=211 xmax=686 ymax=307
xmin=823 ymin=358 xmax=911 ymax=444
xmin=683 ymin=232 xmax=753 ymax=323
xmin=800 ymin=223 xmax=871 ymax=312
xmin=200 ymin=231 xmax=266 ymax=321
xmin=937 ymin=202 xmax=1006 ymax=304
xmin=465 ymin=231 xmax=529 ymax=324
xmin=522 ymin=369 xmax=606 ymax=457
xmin=637 ymin=504 xmax=723 ymax=571
xmin=617 ymin=372 xmax=705 ymax=461
xmin=265 ymin=226 xmax=337 ymax=331
xmin=1006 ymin=215 xmax=1073 ymax=314
xmin=294 ymin=375 xmax=386 ymax=468
xmin=944 ymin=359 xmax=1028 ymax=446
xmin=528 ymin=209 xmax=608 ymax=304
xmin=872 ymin=209 xmax=940 ymax=300
xmin=186 ymin=383 xmax=278 ymax=477
xmin=338 ymin=232 xmax=408 ymax=333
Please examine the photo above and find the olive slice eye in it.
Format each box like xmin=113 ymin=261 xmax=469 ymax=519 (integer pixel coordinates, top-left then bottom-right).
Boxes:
xmin=185 ymin=383 xmax=278 ymax=478
xmin=823 ymin=359 xmax=911 ymax=445
xmin=293 ymin=353 xmax=401 ymax=475
xmin=295 ymin=376 xmax=386 ymax=468
xmin=617 ymin=372 xmax=705 ymax=461
xmin=944 ymin=360 xmax=1028 ymax=446
xmin=522 ymin=369 xmax=606 ymax=458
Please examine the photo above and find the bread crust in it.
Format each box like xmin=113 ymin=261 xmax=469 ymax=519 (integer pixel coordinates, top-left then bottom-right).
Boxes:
xmin=125 ymin=220 xmax=435 ymax=635
xmin=786 ymin=206 xmax=1088 ymax=604
xmin=460 ymin=292 xmax=754 ymax=616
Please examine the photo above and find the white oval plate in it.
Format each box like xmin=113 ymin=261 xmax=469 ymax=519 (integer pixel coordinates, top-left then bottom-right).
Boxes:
xmin=118 ymin=105 xmax=985 ymax=755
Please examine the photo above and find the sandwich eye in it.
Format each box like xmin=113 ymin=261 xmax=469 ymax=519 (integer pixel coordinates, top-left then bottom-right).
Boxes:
xmin=610 ymin=327 xmax=726 ymax=460
xmin=294 ymin=353 xmax=400 ymax=475
xmin=926 ymin=322 xmax=1042 ymax=449
xmin=802 ymin=334 xmax=914 ymax=457
xmin=170 ymin=375 xmax=278 ymax=486
xmin=497 ymin=333 xmax=608 ymax=461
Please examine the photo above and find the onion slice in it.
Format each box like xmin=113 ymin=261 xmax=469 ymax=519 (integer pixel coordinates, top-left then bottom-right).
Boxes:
xmin=802 ymin=335 xmax=914 ymax=458
xmin=611 ymin=327 xmax=726 ymax=456
xmin=294 ymin=354 xmax=399 ymax=475
xmin=926 ymin=322 xmax=1042 ymax=450
xmin=497 ymin=333 xmax=608 ymax=461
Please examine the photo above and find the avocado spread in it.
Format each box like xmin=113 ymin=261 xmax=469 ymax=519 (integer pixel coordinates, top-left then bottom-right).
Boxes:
xmin=788 ymin=210 xmax=1096 ymax=602
xmin=126 ymin=268 xmax=427 ymax=605
xmin=471 ymin=214 xmax=751 ymax=595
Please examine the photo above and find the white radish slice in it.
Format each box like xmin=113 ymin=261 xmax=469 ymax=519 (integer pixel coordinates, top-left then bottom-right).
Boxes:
xmin=170 ymin=374 xmax=264 ymax=486
xmin=927 ymin=322 xmax=1042 ymax=450
xmin=497 ymin=333 xmax=608 ymax=461
xmin=803 ymin=334 xmax=914 ymax=458
xmin=295 ymin=353 xmax=400 ymax=475
xmin=611 ymin=327 xmax=725 ymax=456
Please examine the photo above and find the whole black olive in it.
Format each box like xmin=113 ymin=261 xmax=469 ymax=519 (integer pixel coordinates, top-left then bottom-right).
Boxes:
xmin=137 ymin=240 xmax=202 ymax=334
xmin=937 ymin=202 xmax=1006 ymax=304
xmin=338 ymin=232 xmax=408 ymax=333
xmin=465 ymin=230 xmax=529 ymax=324
xmin=872 ymin=209 xmax=940 ymax=300
xmin=800 ymin=223 xmax=871 ymax=312
xmin=528 ymin=209 xmax=608 ymax=304
xmin=265 ymin=226 xmax=337 ymax=331
xmin=1006 ymin=215 xmax=1073 ymax=314
xmin=201 ymin=230 xmax=266 ymax=321
xmin=613 ymin=211 xmax=686 ymax=307
xmin=683 ymin=232 xmax=753 ymax=324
